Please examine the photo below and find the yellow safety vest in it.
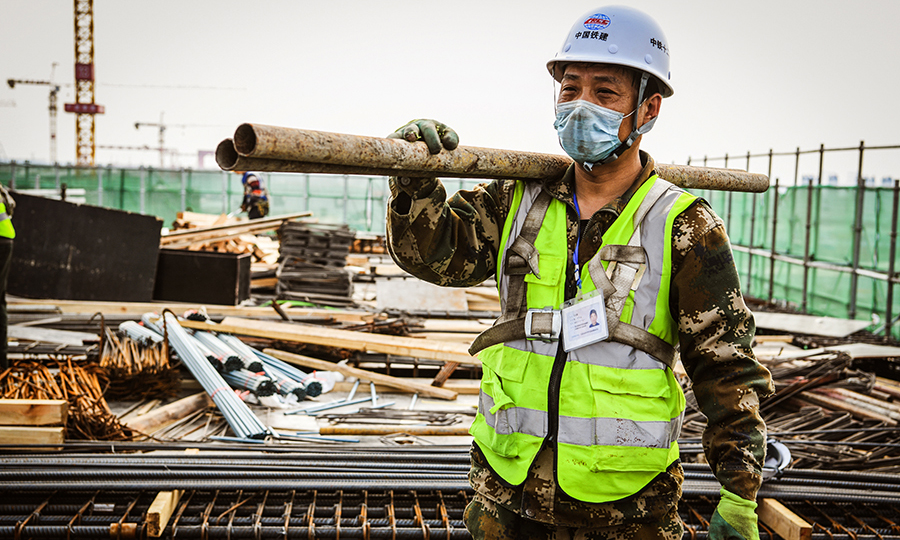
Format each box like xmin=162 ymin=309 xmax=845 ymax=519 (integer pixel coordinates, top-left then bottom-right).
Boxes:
xmin=470 ymin=175 xmax=697 ymax=503
xmin=0 ymin=202 xmax=14 ymax=239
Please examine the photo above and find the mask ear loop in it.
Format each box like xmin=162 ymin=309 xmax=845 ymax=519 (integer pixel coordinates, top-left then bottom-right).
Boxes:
xmin=597 ymin=72 xmax=651 ymax=166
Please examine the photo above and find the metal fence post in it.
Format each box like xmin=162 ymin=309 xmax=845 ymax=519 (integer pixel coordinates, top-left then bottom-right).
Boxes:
xmin=303 ymin=173 xmax=310 ymax=212
xmin=97 ymin=168 xmax=103 ymax=206
xmin=365 ymin=177 xmax=374 ymax=232
xmin=119 ymin=168 xmax=126 ymax=210
xmin=180 ymin=168 xmax=187 ymax=213
xmin=55 ymin=162 xmax=61 ymax=190
xmin=724 ymin=153 xmax=732 ymax=231
xmin=139 ymin=166 xmax=146 ymax=214
xmin=221 ymin=170 xmax=228 ymax=213
xmin=342 ymin=174 xmax=349 ymax=225
xmin=34 ymin=173 xmax=40 ymax=190
xmin=849 ymin=140 xmax=866 ymax=319
xmin=803 ymin=144 xmax=824 ymax=313
xmin=745 ymin=151 xmax=755 ymax=295
xmin=885 ymin=179 xmax=899 ymax=338
xmin=769 ymin=178 xmax=780 ymax=303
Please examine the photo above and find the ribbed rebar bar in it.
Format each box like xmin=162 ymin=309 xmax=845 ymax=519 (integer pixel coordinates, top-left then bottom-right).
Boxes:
xmin=144 ymin=312 xmax=268 ymax=439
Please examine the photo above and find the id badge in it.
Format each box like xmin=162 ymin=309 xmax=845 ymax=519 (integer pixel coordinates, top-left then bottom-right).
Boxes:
xmin=561 ymin=289 xmax=609 ymax=352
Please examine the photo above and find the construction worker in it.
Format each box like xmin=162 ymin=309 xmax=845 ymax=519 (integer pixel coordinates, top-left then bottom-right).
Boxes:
xmin=386 ymin=6 xmax=774 ymax=540
xmin=0 ymin=183 xmax=14 ymax=370
xmin=240 ymin=172 xmax=270 ymax=219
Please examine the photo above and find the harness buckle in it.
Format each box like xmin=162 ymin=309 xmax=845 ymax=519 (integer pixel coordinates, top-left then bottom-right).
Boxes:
xmin=525 ymin=307 xmax=561 ymax=342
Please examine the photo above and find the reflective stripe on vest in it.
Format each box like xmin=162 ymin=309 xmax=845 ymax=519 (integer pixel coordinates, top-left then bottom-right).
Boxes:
xmin=0 ymin=203 xmax=14 ymax=239
xmin=481 ymin=389 xmax=682 ymax=448
xmin=471 ymin=174 xmax=697 ymax=503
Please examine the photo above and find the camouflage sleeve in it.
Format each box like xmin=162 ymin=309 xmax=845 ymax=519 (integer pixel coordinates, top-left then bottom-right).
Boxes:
xmin=386 ymin=176 xmax=514 ymax=287
xmin=670 ymin=200 xmax=775 ymax=502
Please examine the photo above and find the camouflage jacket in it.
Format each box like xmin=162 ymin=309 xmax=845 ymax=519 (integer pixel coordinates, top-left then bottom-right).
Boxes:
xmin=387 ymin=151 xmax=775 ymax=519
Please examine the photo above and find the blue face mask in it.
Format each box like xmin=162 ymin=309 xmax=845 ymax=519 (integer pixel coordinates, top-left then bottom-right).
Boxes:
xmin=554 ymin=99 xmax=655 ymax=168
xmin=554 ymin=100 xmax=626 ymax=166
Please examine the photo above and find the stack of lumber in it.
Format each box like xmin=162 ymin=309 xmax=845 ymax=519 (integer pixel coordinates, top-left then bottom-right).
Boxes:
xmin=276 ymin=222 xmax=356 ymax=306
xmin=350 ymin=233 xmax=386 ymax=254
xmin=161 ymin=212 xmax=310 ymax=265
xmin=0 ymin=399 xmax=67 ymax=445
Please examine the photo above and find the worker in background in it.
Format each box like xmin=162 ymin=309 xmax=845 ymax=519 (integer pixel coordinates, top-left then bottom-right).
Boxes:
xmin=240 ymin=172 xmax=270 ymax=219
xmin=385 ymin=6 xmax=774 ymax=540
xmin=0 ymin=183 xmax=14 ymax=370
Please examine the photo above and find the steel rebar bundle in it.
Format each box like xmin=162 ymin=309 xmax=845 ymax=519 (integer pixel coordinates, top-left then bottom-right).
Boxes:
xmin=4 ymin=449 xmax=900 ymax=505
xmin=192 ymin=331 xmax=257 ymax=371
xmin=117 ymin=320 xmax=164 ymax=346
xmin=253 ymin=348 xmax=323 ymax=397
xmin=222 ymin=369 xmax=277 ymax=397
xmin=217 ymin=333 xmax=266 ymax=372
xmin=3 ymin=473 xmax=900 ymax=540
xmin=145 ymin=313 xmax=268 ymax=440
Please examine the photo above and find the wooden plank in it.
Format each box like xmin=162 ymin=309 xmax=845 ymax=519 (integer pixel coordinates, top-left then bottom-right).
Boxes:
xmin=825 ymin=342 xmax=900 ymax=359
xmin=9 ymin=299 xmax=380 ymax=322
xmin=331 ymin=379 xmax=481 ymax=395
xmin=753 ymin=311 xmax=870 ymax=338
xmin=182 ymin=317 xmax=480 ymax=366
xmin=8 ymin=325 xmax=98 ymax=346
xmin=146 ymin=490 xmax=184 ymax=537
xmin=161 ymin=211 xmax=312 ymax=240
xmin=757 ymin=499 xmax=812 ymax=540
xmin=125 ymin=393 xmax=212 ymax=434
xmin=0 ymin=426 xmax=65 ymax=444
xmin=799 ymin=391 xmax=898 ymax=425
xmin=431 ymin=362 xmax=460 ymax=388
xmin=754 ymin=335 xmax=795 ymax=343
xmin=264 ymin=349 xmax=458 ymax=401
xmin=319 ymin=424 xmax=471 ymax=436
xmin=0 ymin=399 xmax=67 ymax=426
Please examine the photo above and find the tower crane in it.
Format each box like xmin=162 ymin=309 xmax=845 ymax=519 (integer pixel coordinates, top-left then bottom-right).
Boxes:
xmin=135 ymin=112 xmax=225 ymax=168
xmin=64 ymin=0 xmax=105 ymax=166
xmin=7 ymin=63 xmax=65 ymax=163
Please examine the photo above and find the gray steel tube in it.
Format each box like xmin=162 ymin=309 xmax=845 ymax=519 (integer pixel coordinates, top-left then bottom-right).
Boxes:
xmin=217 ymin=125 xmax=770 ymax=193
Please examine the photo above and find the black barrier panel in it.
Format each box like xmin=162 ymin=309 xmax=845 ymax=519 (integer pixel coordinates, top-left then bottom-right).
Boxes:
xmin=8 ymin=192 xmax=162 ymax=301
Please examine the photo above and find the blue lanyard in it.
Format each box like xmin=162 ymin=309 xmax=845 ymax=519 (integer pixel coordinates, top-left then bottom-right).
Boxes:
xmin=572 ymin=192 xmax=583 ymax=291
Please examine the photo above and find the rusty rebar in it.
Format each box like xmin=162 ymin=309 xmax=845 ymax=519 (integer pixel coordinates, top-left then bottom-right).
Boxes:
xmin=217 ymin=124 xmax=770 ymax=193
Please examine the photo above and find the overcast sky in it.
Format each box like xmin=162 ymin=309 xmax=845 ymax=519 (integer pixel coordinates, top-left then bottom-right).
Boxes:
xmin=2 ymin=0 xmax=898 ymax=184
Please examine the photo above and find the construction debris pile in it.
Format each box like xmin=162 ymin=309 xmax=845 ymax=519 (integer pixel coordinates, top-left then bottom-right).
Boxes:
xmin=5 ymin=205 xmax=900 ymax=537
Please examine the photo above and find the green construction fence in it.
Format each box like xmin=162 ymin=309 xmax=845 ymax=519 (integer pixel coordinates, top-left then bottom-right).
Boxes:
xmin=2 ymin=159 xmax=898 ymax=339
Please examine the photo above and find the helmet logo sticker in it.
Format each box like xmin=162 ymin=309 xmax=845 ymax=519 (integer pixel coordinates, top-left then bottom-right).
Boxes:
xmin=583 ymin=14 xmax=610 ymax=30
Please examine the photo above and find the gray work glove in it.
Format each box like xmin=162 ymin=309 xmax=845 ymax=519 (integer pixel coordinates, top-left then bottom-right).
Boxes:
xmin=388 ymin=119 xmax=459 ymax=154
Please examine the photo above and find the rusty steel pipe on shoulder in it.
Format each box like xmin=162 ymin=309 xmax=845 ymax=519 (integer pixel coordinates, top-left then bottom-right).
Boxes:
xmin=217 ymin=123 xmax=769 ymax=193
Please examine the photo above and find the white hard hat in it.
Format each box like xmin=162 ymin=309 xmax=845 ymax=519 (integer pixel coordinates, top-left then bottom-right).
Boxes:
xmin=547 ymin=5 xmax=674 ymax=97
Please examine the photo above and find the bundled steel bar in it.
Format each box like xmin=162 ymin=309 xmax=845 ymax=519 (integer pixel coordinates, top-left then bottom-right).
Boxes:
xmin=216 ymin=124 xmax=770 ymax=193
xmin=215 ymin=333 xmax=265 ymax=372
xmin=252 ymin=348 xmax=323 ymax=398
xmin=118 ymin=320 xmax=163 ymax=346
xmin=192 ymin=331 xmax=256 ymax=371
xmin=142 ymin=316 xmax=231 ymax=372
xmin=222 ymin=369 xmax=277 ymax=397
xmin=145 ymin=313 xmax=268 ymax=439
xmin=260 ymin=366 xmax=307 ymax=400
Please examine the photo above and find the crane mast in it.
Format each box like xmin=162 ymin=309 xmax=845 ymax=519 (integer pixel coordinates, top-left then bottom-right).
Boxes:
xmin=64 ymin=0 xmax=105 ymax=166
